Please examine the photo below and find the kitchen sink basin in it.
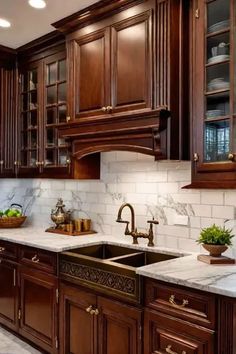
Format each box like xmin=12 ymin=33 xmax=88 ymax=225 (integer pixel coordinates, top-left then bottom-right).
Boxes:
xmin=113 ymin=251 xmax=176 ymax=267
xmin=67 ymin=244 xmax=140 ymax=259
xmin=59 ymin=243 xmax=180 ymax=304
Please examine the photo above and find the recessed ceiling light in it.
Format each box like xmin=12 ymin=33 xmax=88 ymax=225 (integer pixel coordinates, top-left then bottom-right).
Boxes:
xmin=0 ymin=18 xmax=11 ymax=28
xmin=28 ymin=0 xmax=46 ymax=9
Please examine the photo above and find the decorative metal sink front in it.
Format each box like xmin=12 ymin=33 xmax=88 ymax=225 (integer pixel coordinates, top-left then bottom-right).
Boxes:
xmin=59 ymin=244 xmax=178 ymax=304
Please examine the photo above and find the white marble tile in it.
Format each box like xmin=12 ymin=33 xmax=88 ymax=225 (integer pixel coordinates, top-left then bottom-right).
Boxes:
xmin=0 ymin=326 xmax=42 ymax=354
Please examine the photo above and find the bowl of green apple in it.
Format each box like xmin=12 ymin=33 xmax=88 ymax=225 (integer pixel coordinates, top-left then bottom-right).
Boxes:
xmin=0 ymin=204 xmax=27 ymax=228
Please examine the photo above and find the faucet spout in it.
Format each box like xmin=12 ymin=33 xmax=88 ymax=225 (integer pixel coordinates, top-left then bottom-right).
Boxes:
xmin=116 ymin=203 xmax=136 ymax=233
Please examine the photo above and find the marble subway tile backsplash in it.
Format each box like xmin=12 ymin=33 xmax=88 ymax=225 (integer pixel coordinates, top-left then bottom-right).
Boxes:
xmin=1 ymin=151 xmax=236 ymax=256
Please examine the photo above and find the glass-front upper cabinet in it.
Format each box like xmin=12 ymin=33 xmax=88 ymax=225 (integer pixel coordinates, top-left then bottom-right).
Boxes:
xmin=189 ymin=0 xmax=236 ymax=188
xmin=44 ymin=52 xmax=70 ymax=170
xmin=19 ymin=62 xmax=41 ymax=173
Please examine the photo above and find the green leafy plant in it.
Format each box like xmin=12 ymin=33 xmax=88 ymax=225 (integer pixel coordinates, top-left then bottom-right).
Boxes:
xmin=197 ymin=224 xmax=234 ymax=246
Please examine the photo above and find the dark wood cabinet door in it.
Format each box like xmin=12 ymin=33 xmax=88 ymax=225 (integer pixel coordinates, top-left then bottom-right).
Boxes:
xmin=0 ymin=65 xmax=17 ymax=177
xmin=19 ymin=267 xmax=58 ymax=353
xmin=98 ymin=296 xmax=142 ymax=354
xmin=70 ymin=28 xmax=110 ymax=119
xmin=110 ymin=10 xmax=153 ymax=114
xmin=144 ymin=309 xmax=215 ymax=354
xmin=17 ymin=61 xmax=42 ymax=177
xmin=0 ymin=260 xmax=18 ymax=331
xmin=59 ymin=283 xmax=97 ymax=354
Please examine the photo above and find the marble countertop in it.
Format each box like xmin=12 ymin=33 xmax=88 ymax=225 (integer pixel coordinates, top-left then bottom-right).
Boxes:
xmin=1 ymin=227 xmax=236 ymax=298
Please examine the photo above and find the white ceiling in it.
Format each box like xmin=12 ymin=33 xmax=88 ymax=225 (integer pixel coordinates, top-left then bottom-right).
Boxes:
xmin=0 ymin=0 xmax=98 ymax=49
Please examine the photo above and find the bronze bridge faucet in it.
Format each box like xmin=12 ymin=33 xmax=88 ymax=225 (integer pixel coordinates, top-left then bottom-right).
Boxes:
xmin=116 ymin=203 xmax=159 ymax=247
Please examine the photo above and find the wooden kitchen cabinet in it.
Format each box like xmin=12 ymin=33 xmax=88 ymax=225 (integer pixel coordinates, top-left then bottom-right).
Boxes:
xmin=54 ymin=0 xmax=188 ymax=160
xmin=0 ymin=47 xmax=17 ymax=178
xmin=59 ymin=283 xmax=97 ymax=354
xmin=187 ymin=0 xmax=236 ymax=188
xmin=144 ymin=279 xmax=215 ymax=354
xmin=19 ymin=266 xmax=58 ymax=353
xmin=144 ymin=309 xmax=215 ymax=354
xmin=59 ymin=282 xmax=142 ymax=354
xmin=0 ymin=259 xmax=18 ymax=332
xmin=98 ymin=296 xmax=142 ymax=354
xmin=67 ymin=1 xmax=154 ymax=120
xmin=17 ymin=37 xmax=100 ymax=179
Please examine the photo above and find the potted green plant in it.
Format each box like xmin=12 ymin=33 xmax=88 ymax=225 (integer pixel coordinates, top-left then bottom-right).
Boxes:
xmin=197 ymin=224 xmax=234 ymax=257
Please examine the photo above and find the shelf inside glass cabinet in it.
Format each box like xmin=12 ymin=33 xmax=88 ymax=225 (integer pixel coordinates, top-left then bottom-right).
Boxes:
xmin=203 ymin=0 xmax=231 ymax=163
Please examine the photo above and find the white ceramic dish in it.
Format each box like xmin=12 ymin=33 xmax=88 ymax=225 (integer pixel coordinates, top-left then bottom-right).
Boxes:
xmin=208 ymin=54 xmax=230 ymax=64
xmin=208 ymin=20 xmax=230 ymax=34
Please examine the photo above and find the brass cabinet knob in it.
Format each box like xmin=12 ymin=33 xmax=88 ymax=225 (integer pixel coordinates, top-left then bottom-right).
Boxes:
xmin=193 ymin=153 xmax=199 ymax=162
xmin=0 ymin=247 xmax=5 ymax=252
xmin=102 ymin=107 xmax=107 ymax=112
xmin=86 ymin=305 xmax=93 ymax=313
xmin=90 ymin=308 xmax=99 ymax=316
xmin=106 ymin=106 xmax=113 ymax=113
xmin=31 ymin=255 xmax=40 ymax=263
xmin=0 ymin=160 xmax=4 ymax=165
xmin=228 ymin=153 xmax=235 ymax=161
xmin=66 ymin=116 xmax=71 ymax=123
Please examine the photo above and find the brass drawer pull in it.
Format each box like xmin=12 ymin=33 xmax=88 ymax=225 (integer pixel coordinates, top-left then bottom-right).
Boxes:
xmin=166 ymin=345 xmax=186 ymax=354
xmin=0 ymin=247 xmax=5 ymax=252
xmin=169 ymin=295 xmax=189 ymax=308
xmin=31 ymin=255 xmax=40 ymax=263
xmin=102 ymin=106 xmax=107 ymax=112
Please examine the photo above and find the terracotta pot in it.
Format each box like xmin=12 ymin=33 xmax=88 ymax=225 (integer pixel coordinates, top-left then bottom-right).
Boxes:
xmin=203 ymin=244 xmax=228 ymax=257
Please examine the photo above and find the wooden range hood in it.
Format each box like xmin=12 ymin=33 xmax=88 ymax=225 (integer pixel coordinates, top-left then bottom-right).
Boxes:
xmin=58 ymin=109 xmax=171 ymax=160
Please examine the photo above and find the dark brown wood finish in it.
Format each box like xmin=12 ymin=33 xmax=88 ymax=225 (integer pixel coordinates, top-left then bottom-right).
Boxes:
xmin=98 ymin=296 xmax=142 ymax=354
xmin=0 ymin=51 xmax=17 ymax=178
xmin=56 ymin=0 xmax=187 ymax=160
xmin=0 ymin=259 xmax=18 ymax=331
xmin=144 ymin=309 xmax=215 ymax=354
xmin=186 ymin=0 xmax=236 ymax=188
xmin=19 ymin=266 xmax=58 ymax=353
xmin=59 ymin=283 xmax=97 ymax=354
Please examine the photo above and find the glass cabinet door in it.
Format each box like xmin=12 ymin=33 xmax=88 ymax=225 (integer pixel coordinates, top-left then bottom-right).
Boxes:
xmin=44 ymin=54 xmax=69 ymax=168
xmin=19 ymin=66 xmax=40 ymax=169
xmin=204 ymin=0 xmax=231 ymax=162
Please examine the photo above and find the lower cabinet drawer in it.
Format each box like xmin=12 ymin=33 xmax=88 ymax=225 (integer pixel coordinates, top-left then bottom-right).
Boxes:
xmin=20 ymin=246 xmax=57 ymax=274
xmin=144 ymin=309 xmax=215 ymax=354
xmin=0 ymin=241 xmax=18 ymax=260
xmin=145 ymin=279 xmax=216 ymax=329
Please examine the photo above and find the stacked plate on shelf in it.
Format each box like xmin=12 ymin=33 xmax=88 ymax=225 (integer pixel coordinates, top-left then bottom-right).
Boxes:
xmin=206 ymin=109 xmax=224 ymax=119
xmin=208 ymin=54 xmax=230 ymax=64
xmin=207 ymin=78 xmax=230 ymax=91
xmin=208 ymin=19 xmax=230 ymax=34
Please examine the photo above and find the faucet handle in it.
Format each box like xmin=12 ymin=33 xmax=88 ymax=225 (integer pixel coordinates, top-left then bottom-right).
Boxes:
xmin=147 ymin=218 xmax=159 ymax=225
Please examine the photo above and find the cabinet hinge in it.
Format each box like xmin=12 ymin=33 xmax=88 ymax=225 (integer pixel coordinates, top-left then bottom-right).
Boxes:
xmin=195 ymin=8 xmax=200 ymax=18
xmin=56 ymin=288 xmax=59 ymax=304
xmin=55 ymin=336 xmax=59 ymax=349
xmin=18 ymin=309 xmax=21 ymax=320
xmin=139 ymin=325 xmax=142 ymax=341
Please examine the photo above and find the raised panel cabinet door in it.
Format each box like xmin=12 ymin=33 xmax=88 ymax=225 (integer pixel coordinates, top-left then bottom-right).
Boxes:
xmin=59 ymin=283 xmax=97 ymax=354
xmin=98 ymin=296 xmax=142 ymax=354
xmin=70 ymin=28 xmax=110 ymax=119
xmin=110 ymin=10 xmax=153 ymax=114
xmin=144 ymin=309 xmax=215 ymax=354
xmin=0 ymin=66 xmax=17 ymax=177
xmin=0 ymin=260 xmax=18 ymax=331
xmin=19 ymin=267 xmax=58 ymax=353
